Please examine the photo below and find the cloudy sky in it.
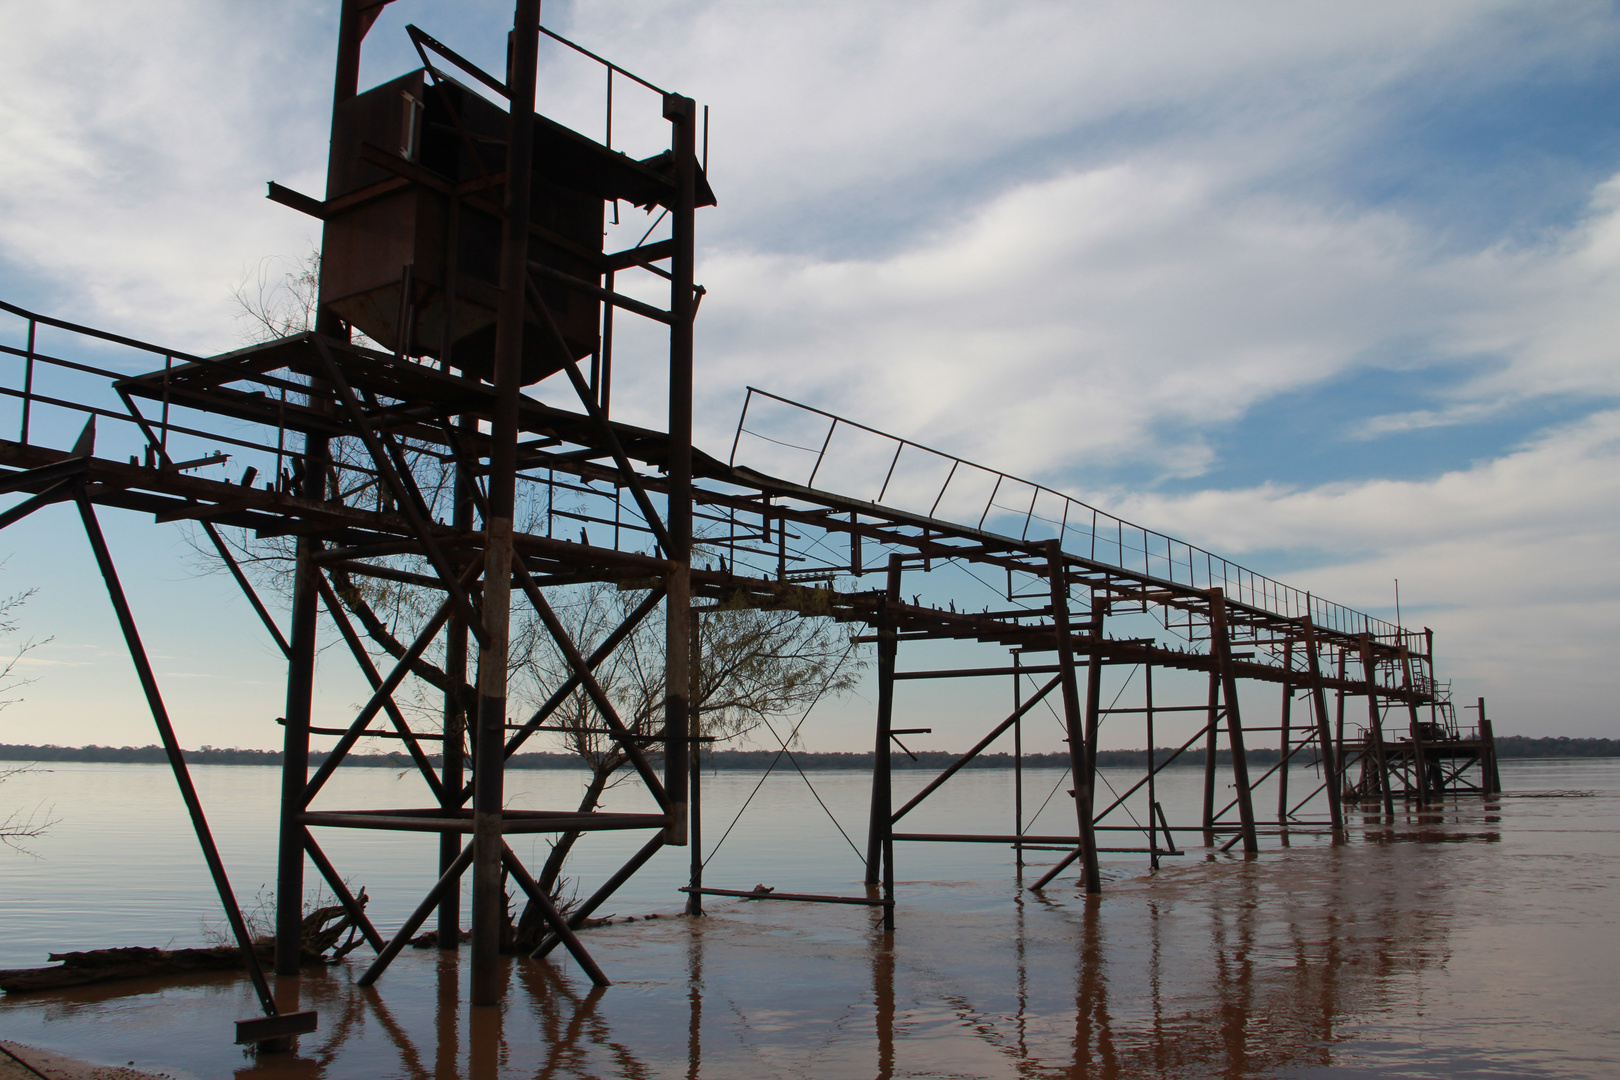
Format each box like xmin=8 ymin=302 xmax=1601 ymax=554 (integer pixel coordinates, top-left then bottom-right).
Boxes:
xmin=1 ymin=0 xmax=1617 ymax=749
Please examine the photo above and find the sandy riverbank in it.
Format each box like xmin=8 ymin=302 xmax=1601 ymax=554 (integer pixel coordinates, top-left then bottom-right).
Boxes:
xmin=1 ymin=1042 xmax=171 ymax=1080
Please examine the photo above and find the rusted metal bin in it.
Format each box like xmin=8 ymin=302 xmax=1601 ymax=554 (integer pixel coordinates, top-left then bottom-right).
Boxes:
xmin=319 ymin=69 xmax=709 ymax=384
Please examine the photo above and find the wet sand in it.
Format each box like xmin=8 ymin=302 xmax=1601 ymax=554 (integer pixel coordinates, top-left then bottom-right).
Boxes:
xmin=0 ymin=765 xmax=1615 ymax=1078
xmin=1 ymin=1041 xmax=171 ymax=1080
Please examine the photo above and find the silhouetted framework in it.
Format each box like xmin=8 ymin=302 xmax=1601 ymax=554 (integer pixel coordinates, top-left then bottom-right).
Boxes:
xmin=0 ymin=0 xmax=1496 ymax=1038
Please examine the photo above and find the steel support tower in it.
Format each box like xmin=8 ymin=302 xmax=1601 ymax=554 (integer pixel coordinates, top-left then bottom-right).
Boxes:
xmin=0 ymin=0 xmax=1497 ymax=1043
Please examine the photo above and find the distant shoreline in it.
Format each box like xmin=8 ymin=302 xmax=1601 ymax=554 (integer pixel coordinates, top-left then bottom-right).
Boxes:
xmin=1 ymin=736 xmax=1612 ymax=769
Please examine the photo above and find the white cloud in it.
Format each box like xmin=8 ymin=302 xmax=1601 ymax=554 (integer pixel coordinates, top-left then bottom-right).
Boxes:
xmin=697 ymin=162 xmax=1459 ymax=475
xmin=1103 ymin=410 xmax=1620 ymax=732
xmin=0 ymin=2 xmax=330 ymax=350
xmin=1350 ymin=403 xmax=1503 ymax=440
xmin=565 ymin=0 xmax=1568 ymax=244
xmin=3 ymin=1 xmax=1619 ymax=740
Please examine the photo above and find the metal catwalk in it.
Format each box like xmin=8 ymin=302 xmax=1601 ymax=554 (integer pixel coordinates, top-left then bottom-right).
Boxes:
xmin=0 ymin=0 xmax=1496 ymax=1047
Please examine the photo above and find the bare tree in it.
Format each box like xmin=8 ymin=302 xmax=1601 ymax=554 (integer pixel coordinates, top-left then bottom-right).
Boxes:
xmin=510 ymin=582 xmax=862 ymax=935
xmin=0 ymin=580 xmax=55 ymax=854
xmin=221 ymin=251 xmax=868 ymax=944
xmin=232 ymin=250 xmax=322 ymax=344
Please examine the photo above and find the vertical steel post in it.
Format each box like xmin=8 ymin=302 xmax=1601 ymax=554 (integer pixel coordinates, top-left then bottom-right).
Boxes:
xmin=1298 ymin=614 xmax=1343 ymax=831
xmin=662 ymin=91 xmax=698 ymax=848
xmin=1201 ymin=668 xmax=1220 ymax=835
xmin=1359 ymin=633 xmax=1394 ymax=815
xmin=599 ymin=270 xmax=614 ymax=415
xmin=1048 ymin=541 xmax=1100 ymax=893
xmin=275 ymin=533 xmax=322 ymax=975
xmin=1082 ymin=598 xmax=1105 ymax=834
xmin=273 ymin=362 xmax=334 ymax=977
xmin=471 ymin=0 xmax=539 ymax=1007
xmin=276 ymin=0 xmax=368 ymax=979
xmin=1335 ymin=648 xmax=1347 ymax=800
xmin=1013 ymin=649 xmax=1023 ymax=869
xmin=1409 ymin=719 xmax=1429 ymax=802
xmin=438 ymin=413 xmax=473 ymax=946
xmin=1209 ymin=589 xmax=1258 ymax=854
xmin=1146 ymin=661 xmax=1158 ymax=869
xmin=329 ymin=0 xmax=366 ymax=119
xmin=1478 ymin=696 xmax=1501 ymax=795
xmin=20 ymin=319 xmax=33 ymax=445
xmin=1426 ymin=627 xmax=1441 ymax=734
xmin=686 ymin=609 xmax=704 ymax=916
xmin=865 ymin=558 xmax=901 ymax=891
xmin=438 ymin=168 xmax=471 ymax=947
xmin=1277 ymin=642 xmax=1293 ymax=822
xmin=1401 ymin=647 xmax=1429 ymax=803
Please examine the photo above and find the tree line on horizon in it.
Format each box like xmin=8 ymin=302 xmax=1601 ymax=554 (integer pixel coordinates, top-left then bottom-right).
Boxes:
xmin=0 ymin=735 xmax=1612 ymax=769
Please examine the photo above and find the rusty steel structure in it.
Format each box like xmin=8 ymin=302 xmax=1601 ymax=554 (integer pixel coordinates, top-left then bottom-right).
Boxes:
xmin=0 ymin=0 xmax=1499 ymax=1044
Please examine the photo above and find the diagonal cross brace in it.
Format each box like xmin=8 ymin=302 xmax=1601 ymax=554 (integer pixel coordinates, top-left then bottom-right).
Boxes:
xmin=74 ymin=491 xmax=282 ymax=1022
xmin=890 ymin=674 xmax=1062 ymax=824
xmin=301 ymin=559 xmax=482 ymax=808
xmin=500 ymin=844 xmax=609 ymax=985
xmin=313 ymin=336 xmax=487 ymax=649
xmin=531 ymin=834 xmax=665 ymax=960
xmin=0 ymin=457 xmax=88 ymax=497
xmin=0 ymin=475 xmax=78 ymax=531
xmin=522 ymin=274 xmax=671 ymax=557
xmin=510 ymin=559 xmax=668 ymax=808
xmin=201 ymin=521 xmax=291 ymax=657
xmin=358 ymin=841 xmax=474 ymax=986
xmin=301 ymin=828 xmax=386 ymax=954
xmin=110 ymin=392 xmax=291 ymax=656
xmin=502 ymin=586 xmax=666 ymax=759
xmin=1091 ymin=718 xmax=1220 ymax=824
xmin=361 ymin=387 xmax=448 ymax=526
xmin=317 ymin=576 xmax=445 ymax=803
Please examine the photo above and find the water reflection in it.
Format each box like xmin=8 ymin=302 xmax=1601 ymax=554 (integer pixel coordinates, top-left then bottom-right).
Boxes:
xmin=838 ymin=836 xmax=1472 ymax=1079
xmin=0 ymin=805 xmax=1531 ymax=1079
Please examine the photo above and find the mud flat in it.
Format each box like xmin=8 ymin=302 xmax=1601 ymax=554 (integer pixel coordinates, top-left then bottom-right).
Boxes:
xmin=2 ymin=1041 xmax=170 ymax=1080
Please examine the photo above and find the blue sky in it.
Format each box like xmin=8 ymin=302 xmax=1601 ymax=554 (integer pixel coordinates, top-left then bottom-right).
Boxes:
xmin=1 ymin=1 xmax=1618 ymax=748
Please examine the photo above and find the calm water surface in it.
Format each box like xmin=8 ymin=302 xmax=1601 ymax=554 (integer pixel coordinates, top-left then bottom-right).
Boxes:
xmin=0 ymin=759 xmax=1615 ymax=1078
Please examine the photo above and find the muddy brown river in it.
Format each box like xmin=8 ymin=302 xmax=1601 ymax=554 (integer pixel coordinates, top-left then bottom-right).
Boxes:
xmin=0 ymin=759 xmax=1614 ymax=1077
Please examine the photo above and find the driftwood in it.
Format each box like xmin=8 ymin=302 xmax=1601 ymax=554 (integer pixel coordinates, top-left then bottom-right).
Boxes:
xmin=0 ymin=895 xmax=368 ymax=995
xmin=0 ymin=946 xmax=255 ymax=993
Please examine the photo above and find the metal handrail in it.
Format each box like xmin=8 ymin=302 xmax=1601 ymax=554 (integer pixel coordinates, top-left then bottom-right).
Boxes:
xmin=0 ymin=302 xmax=660 ymax=537
xmin=730 ymin=385 xmax=1406 ymax=640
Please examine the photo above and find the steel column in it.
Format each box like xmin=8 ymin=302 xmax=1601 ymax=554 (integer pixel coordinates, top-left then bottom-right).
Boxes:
xmin=1478 ymin=697 xmax=1501 ymax=794
xmin=1359 ymin=633 xmax=1395 ymax=815
xmin=1146 ymin=661 xmax=1159 ymax=869
xmin=1013 ymin=650 xmax=1024 ymax=868
xmin=471 ymin=0 xmax=539 ymax=1007
xmin=1048 ymin=541 xmax=1100 ymax=893
xmin=662 ymin=91 xmax=699 ymax=847
xmin=1209 ymin=589 xmax=1258 ymax=854
xmin=1202 ymin=669 xmax=1220 ymax=835
xmin=1298 ymin=614 xmax=1343 ymax=831
xmin=865 ymin=559 xmax=901 ymax=902
xmin=1277 ymin=642 xmax=1292 ymax=821
xmin=438 ymin=542 xmax=469 ymax=946
xmin=275 ymin=535 xmax=322 ymax=975
xmin=686 ymin=609 xmax=704 ymax=916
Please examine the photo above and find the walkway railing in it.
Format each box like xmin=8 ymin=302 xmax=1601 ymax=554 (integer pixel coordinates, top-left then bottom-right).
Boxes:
xmin=730 ymin=386 xmax=1404 ymax=641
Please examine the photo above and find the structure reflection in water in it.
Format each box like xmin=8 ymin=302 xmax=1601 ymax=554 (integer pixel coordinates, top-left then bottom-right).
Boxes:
xmin=201 ymin=804 xmax=1491 ymax=1078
